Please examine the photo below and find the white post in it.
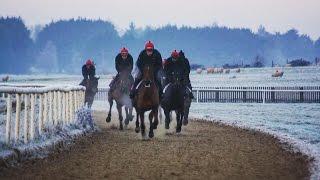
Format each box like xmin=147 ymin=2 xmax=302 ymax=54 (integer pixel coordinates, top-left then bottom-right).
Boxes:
xmin=66 ymin=92 xmax=70 ymax=124
xmin=5 ymin=94 xmax=12 ymax=144
xmin=69 ymin=91 xmax=73 ymax=123
xmin=43 ymin=93 xmax=48 ymax=129
xmin=38 ymin=94 xmax=43 ymax=135
xmin=58 ymin=91 xmax=62 ymax=124
xmin=24 ymin=94 xmax=29 ymax=143
xmin=53 ymin=91 xmax=57 ymax=126
xmin=62 ymin=92 xmax=66 ymax=125
xmin=14 ymin=94 xmax=21 ymax=143
xmin=29 ymin=94 xmax=35 ymax=141
xmin=48 ymin=91 xmax=53 ymax=126
xmin=196 ymin=90 xmax=199 ymax=103
xmin=263 ymin=91 xmax=266 ymax=104
xmin=74 ymin=91 xmax=78 ymax=112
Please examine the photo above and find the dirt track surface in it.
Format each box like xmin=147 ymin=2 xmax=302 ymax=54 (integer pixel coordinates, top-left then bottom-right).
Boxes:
xmin=0 ymin=111 xmax=310 ymax=179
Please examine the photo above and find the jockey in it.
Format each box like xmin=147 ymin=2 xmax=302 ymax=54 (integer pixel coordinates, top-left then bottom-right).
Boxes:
xmin=82 ymin=59 xmax=96 ymax=80
xmin=179 ymin=50 xmax=194 ymax=98
xmin=129 ymin=40 xmax=163 ymax=99
xmin=80 ymin=59 xmax=96 ymax=86
xmin=163 ymin=50 xmax=184 ymax=85
xmin=163 ymin=50 xmax=194 ymax=98
xmin=109 ymin=47 xmax=134 ymax=92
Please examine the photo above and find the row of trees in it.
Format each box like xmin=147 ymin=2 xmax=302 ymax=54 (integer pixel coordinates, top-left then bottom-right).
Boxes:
xmin=1 ymin=17 xmax=320 ymax=74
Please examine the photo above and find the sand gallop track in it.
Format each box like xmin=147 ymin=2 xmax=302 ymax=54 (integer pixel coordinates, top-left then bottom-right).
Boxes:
xmin=1 ymin=111 xmax=310 ymax=179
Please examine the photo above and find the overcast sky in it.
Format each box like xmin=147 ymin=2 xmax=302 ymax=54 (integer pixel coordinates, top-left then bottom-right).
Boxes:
xmin=1 ymin=0 xmax=319 ymax=40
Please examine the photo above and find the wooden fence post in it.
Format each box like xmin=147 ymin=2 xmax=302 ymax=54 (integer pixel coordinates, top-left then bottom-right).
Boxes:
xmin=24 ymin=94 xmax=29 ymax=143
xmin=300 ymin=87 xmax=304 ymax=102
xmin=14 ymin=94 xmax=21 ymax=143
xmin=5 ymin=94 xmax=12 ymax=144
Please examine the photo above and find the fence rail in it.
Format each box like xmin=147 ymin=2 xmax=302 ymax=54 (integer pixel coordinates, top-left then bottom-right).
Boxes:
xmin=0 ymin=85 xmax=86 ymax=145
xmin=94 ymin=86 xmax=320 ymax=103
xmin=193 ymin=86 xmax=320 ymax=103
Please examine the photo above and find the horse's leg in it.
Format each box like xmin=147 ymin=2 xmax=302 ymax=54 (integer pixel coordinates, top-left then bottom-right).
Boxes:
xmin=135 ymin=109 xmax=140 ymax=133
xmin=128 ymin=107 xmax=134 ymax=121
xmin=159 ymin=106 xmax=163 ymax=124
xmin=153 ymin=107 xmax=159 ymax=130
xmin=140 ymin=112 xmax=147 ymax=139
xmin=164 ymin=109 xmax=171 ymax=129
xmin=176 ymin=110 xmax=184 ymax=133
xmin=183 ymin=99 xmax=191 ymax=126
xmin=148 ymin=111 xmax=154 ymax=138
xmin=124 ymin=107 xmax=130 ymax=126
xmin=106 ymin=93 xmax=113 ymax=123
xmin=116 ymin=103 xmax=123 ymax=130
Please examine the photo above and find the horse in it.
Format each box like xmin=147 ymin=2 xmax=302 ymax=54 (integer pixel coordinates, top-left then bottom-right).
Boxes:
xmin=106 ymin=70 xmax=134 ymax=130
xmin=81 ymin=77 xmax=99 ymax=108
xmin=161 ymin=71 xmax=185 ymax=133
xmin=133 ymin=64 xmax=160 ymax=139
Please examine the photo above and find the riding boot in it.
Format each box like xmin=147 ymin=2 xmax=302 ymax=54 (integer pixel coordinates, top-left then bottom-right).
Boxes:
xmin=130 ymin=78 xmax=140 ymax=99
xmin=187 ymin=84 xmax=194 ymax=99
xmin=109 ymin=74 xmax=119 ymax=93
xmin=156 ymin=80 xmax=163 ymax=100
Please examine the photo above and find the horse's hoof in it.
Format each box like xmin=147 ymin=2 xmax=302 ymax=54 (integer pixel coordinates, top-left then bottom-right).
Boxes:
xmin=153 ymin=125 xmax=158 ymax=130
xmin=124 ymin=119 xmax=129 ymax=125
xmin=149 ymin=131 xmax=154 ymax=138
xmin=106 ymin=116 xmax=111 ymax=123
xmin=183 ymin=120 xmax=189 ymax=126
xmin=176 ymin=127 xmax=182 ymax=133
xmin=165 ymin=123 xmax=170 ymax=129
xmin=135 ymin=127 xmax=140 ymax=133
xmin=120 ymin=124 xmax=123 ymax=130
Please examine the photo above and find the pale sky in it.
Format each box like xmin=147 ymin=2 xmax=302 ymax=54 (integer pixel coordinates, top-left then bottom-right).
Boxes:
xmin=1 ymin=0 xmax=320 ymax=40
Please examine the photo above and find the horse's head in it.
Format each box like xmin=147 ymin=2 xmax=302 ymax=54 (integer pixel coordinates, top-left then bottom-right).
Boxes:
xmin=117 ymin=69 xmax=133 ymax=93
xmin=171 ymin=71 xmax=184 ymax=86
xmin=142 ymin=64 xmax=154 ymax=81
xmin=142 ymin=64 xmax=155 ymax=88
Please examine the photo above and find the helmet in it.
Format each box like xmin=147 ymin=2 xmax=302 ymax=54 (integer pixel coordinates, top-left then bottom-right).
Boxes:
xmin=145 ymin=40 xmax=154 ymax=50
xmin=120 ymin=47 xmax=128 ymax=54
xmin=86 ymin=59 xmax=93 ymax=66
xmin=171 ymin=50 xmax=179 ymax=59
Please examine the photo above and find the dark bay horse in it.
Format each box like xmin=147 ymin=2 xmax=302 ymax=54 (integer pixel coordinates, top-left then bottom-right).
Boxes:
xmin=81 ymin=77 xmax=99 ymax=108
xmin=106 ymin=70 xmax=134 ymax=130
xmin=161 ymin=72 xmax=185 ymax=133
xmin=133 ymin=64 xmax=160 ymax=139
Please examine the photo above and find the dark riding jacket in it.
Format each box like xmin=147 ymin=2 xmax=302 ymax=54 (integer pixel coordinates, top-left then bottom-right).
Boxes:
xmin=82 ymin=64 xmax=96 ymax=79
xmin=115 ymin=53 xmax=133 ymax=73
xmin=136 ymin=49 xmax=163 ymax=78
xmin=164 ymin=57 xmax=188 ymax=83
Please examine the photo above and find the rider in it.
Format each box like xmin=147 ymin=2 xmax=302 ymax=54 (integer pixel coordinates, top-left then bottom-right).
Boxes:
xmin=164 ymin=50 xmax=194 ymax=98
xmin=129 ymin=40 xmax=163 ymax=99
xmin=179 ymin=50 xmax=194 ymax=98
xmin=109 ymin=47 xmax=134 ymax=92
xmin=163 ymin=50 xmax=183 ymax=85
xmin=80 ymin=59 xmax=96 ymax=86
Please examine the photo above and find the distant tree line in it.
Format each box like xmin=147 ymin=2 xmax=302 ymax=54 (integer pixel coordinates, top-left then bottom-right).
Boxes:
xmin=1 ymin=17 xmax=320 ymax=74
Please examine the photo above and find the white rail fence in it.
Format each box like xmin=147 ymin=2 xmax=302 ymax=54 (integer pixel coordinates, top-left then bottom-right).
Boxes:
xmin=94 ymin=86 xmax=320 ymax=103
xmin=0 ymin=84 xmax=86 ymax=145
xmin=193 ymin=86 xmax=320 ymax=103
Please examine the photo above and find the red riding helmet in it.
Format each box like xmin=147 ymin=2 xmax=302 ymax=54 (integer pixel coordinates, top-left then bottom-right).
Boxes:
xmin=171 ymin=50 xmax=179 ymax=59
xmin=145 ymin=40 xmax=154 ymax=50
xmin=86 ymin=59 xmax=93 ymax=66
xmin=120 ymin=47 xmax=128 ymax=54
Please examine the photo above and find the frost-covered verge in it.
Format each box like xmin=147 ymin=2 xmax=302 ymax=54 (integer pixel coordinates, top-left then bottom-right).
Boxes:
xmin=0 ymin=107 xmax=96 ymax=165
xmin=189 ymin=103 xmax=320 ymax=180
